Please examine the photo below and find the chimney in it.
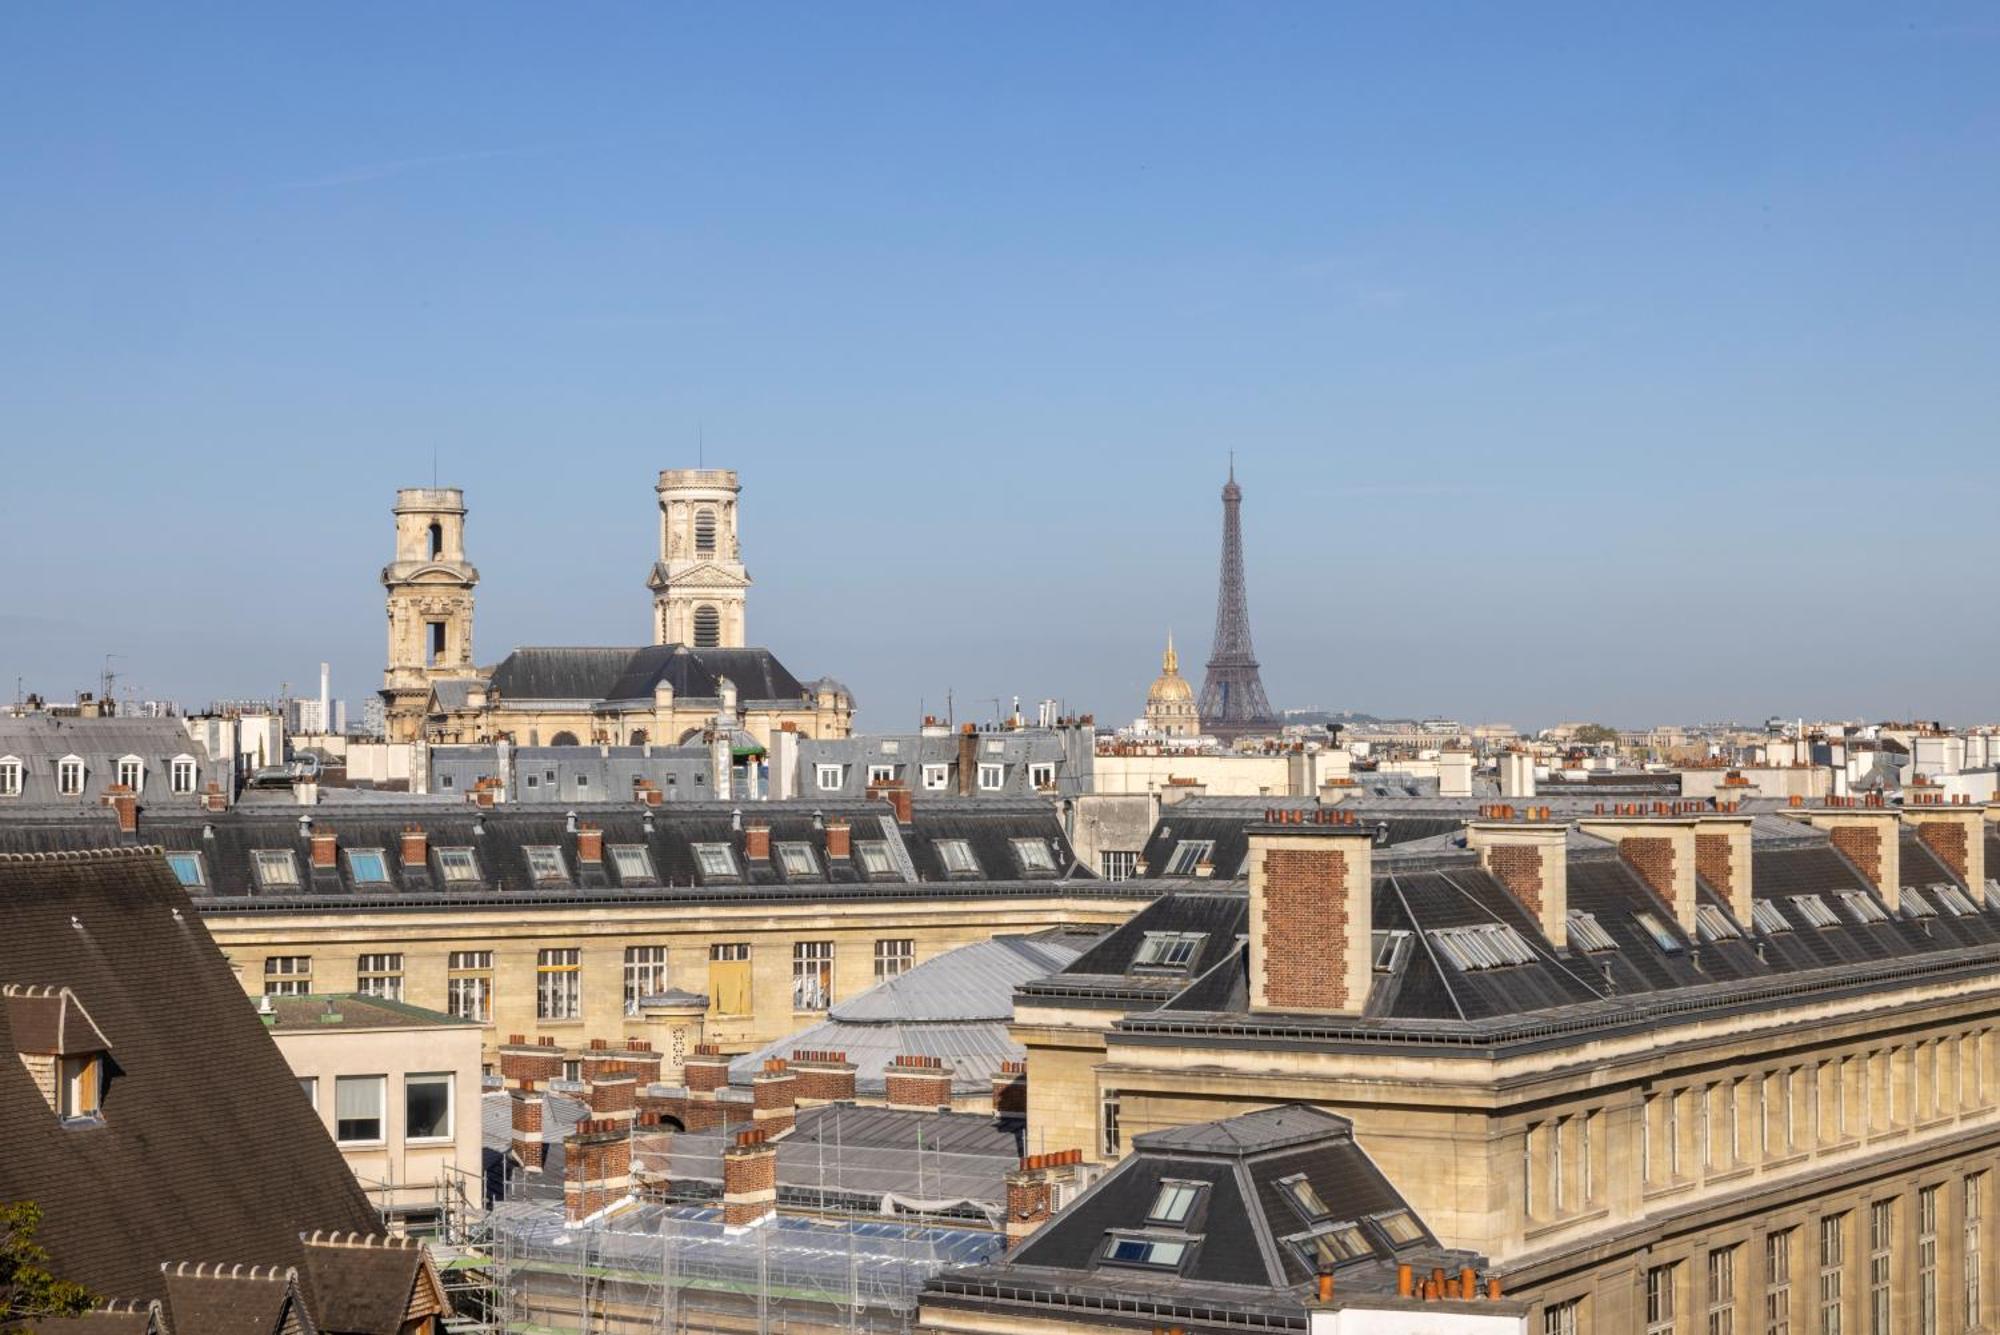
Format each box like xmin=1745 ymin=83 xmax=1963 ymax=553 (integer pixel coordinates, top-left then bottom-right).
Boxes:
xmin=400 ymin=824 xmax=429 ymax=871
xmin=1005 ymin=1149 xmax=1082 ymax=1249
xmin=563 ymin=1118 xmax=632 ymax=1223
xmin=752 ymin=1059 xmax=798 ymax=1135
xmin=613 ymin=1038 xmax=664 ymax=1088
xmin=498 ymin=1035 xmax=565 ymax=1088
xmin=582 ymin=1066 xmax=637 ymax=1125
xmin=682 ymin=1045 xmax=733 ymax=1133
xmin=1465 ymin=816 xmax=1568 ymax=949
xmin=824 ymin=819 xmax=852 ymax=861
xmin=633 ymin=777 xmax=664 ymax=807
xmin=884 ymin=1055 xmax=955 ymax=1111
xmin=576 ymin=821 xmax=603 ymax=865
xmin=722 ymin=1129 xmax=779 ymax=1232
xmin=1576 ymin=814 xmax=1703 ymax=935
xmin=1247 ymin=810 xmax=1376 ymax=1015
xmin=510 ymin=1082 xmax=545 ymax=1171
xmin=743 ymin=819 xmax=770 ymax=863
xmin=1901 ymin=806 xmax=1987 ymax=905
xmin=1695 ymin=814 xmax=1756 ymax=927
xmin=990 ymin=1060 xmax=1027 ymax=1118
xmin=788 ymin=1050 xmax=856 ymax=1104
xmin=202 ymin=780 xmax=228 ymax=812
xmin=1803 ymin=808 xmax=1904 ymax=912
xmin=101 ymin=784 xmax=138 ymax=836
xmin=957 ymin=725 xmax=978 ymax=797
xmin=309 ymin=828 xmax=338 ymax=870
xmin=1498 ymin=750 xmax=1536 ymax=800
xmin=868 ymin=782 xmax=913 ymax=825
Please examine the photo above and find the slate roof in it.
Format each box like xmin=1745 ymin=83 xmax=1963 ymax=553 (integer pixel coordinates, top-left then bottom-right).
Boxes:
xmin=0 ymin=716 xmax=215 ymax=810
xmin=430 ymin=744 xmax=714 ymax=804
xmin=796 ymin=730 xmax=1088 ymax=800
xmin=0 ymin=849 xmax=383 ymax=1306
xmin=484 ymin=644 xmax=812 ymax=706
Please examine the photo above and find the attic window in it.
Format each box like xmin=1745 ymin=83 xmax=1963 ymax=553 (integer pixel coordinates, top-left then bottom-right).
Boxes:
xmin=57 ymin=756 xmax=84 ymax=797
xmin=60 ymin=1055 xmax=104 ymax=1123
xmin=1936 ymin=884 xmax=1980 ymax=916
xmin=116 ymin=757 xmax=144 ymax=792
xmin=1902 ymin=887 xmax=1938 ymax=920
xmin=816 ymin=764 xmax=846 ymax=791
xmin=1148 ymin=1180 xmax=1204 ymax=1224
xmin=1791 ymin=895 xmax=1842 ymax=929
xmin=935 ymin=839 xmax=980 ymax=876
xmin=5 ymin=986 xmax=113 ymax=1126
xmin=165 ymin=852 xmax=206 ymax=889
xmin=1280 ymin=1173 xmax=1332 ymax=1221
xmin=1371 ymin=930 xmax=1410 ymax=972
xmin=1164 ymin=840 xmax=1214 ymax=876
xmin=921 ymin=764 xmax=949 ymax=791
xmin=1751 ymin=901 xmax=1793 ymax=934
xmin=977 ymin=763 xmax=1005 ymax=791
xmin=169 ymin=756 xmax=197 ymax=794
xmin=436 ymin=848 xmax=482 ymax=884
xmin=855 ymin=841 xmax=897 ymax=877
xmin=1840 ymin=892 xmax=1889 ymax=925
xmin=1029 ymin=762 xmax=1056 ymax=789
xmin=1011 ymin=838 xmax=1057 ymax=873
xmin=1694 ymin=904 xmax=1742 ymax=942
xmin=345 ymin=850 xmax=391 ymax=886
xmin=1134 ymin=931 xmax=1206 ymax=970
xmin=1428 ymin=923 xmax=1537 ymax=971
xmin=1632 ymin=911 xmax=1683 ymax=953
xmin=1291 ymin=1222 xmax=1372 ymax=1268
xmin=1102 ymin=1235 xmax=1188 ymax=1270
xmin=775 ymin=842 xmax=820 ymax=878
xmin=252 ymin=850 xmax=301 ymax=892
xmin=525 ymin=847 xmax=569 ymax=884
xmin=0 ymin=758 xmax=20 ymax=797
xmin=867 ymin=764 xmax=896 ymax=785
xmin=693 ymin=844 xmax=739 ymax=879
xmin=1374 ymin=1209 xmax=1425 ymax=1245
xmin=1565 ymin=911 xmax=1618 ymax=953
xmin=610 ymin=846 xmax=657 ymax=884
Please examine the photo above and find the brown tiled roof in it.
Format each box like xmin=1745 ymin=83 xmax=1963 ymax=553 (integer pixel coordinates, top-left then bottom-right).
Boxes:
xmin=297 ymin=1233 xmax=443 ymax=1335
xmin=160 ymin=1263 xmax=311 ymax=1335
xmin=0 ymin=849 xmax=382 ymax=1304
xmin=4 ymin=984 xmax=112 ymax=1056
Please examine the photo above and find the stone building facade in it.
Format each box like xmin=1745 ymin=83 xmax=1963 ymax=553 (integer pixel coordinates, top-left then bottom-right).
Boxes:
xmin=647 ymin=468 xmax=750 ymax=649
xmin=380 ymin=487 xmax=480 ymax=742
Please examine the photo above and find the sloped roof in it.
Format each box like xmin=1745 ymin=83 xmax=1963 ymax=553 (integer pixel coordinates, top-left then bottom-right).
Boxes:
xmin=4 ymin=984 xmax=112 ymax=1056
xmin=485 ymin=645 xmax=810 ymax=705
xmin=297 ymin=1234 xmax=442 ymax=1335
xmin=159 ymin=1263 xmax=307 ymax=1335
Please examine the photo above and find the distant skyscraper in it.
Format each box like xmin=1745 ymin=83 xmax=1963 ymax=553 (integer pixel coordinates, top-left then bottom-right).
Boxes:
xmin=1197 ymin=461 xmax=1278 ymax=739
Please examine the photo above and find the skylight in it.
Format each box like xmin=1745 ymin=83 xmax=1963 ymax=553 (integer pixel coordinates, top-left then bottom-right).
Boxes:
xmin=1751 ymin=900 xmax=1793 ymax=934
xmin=1281 ymin=1173 xmax=1332 ymax=1221
xmin=1694 ymin=904 xmax=1742 ymax=942
xmin=1790 ymin=895 xmax=1841 ymax=929
xmin=1290 ymin=1222 xmax=1372 ymax=1268
xmin=1901 ymin=887 xmax=1938 ymax=920
xmin=1632 ymin=911 xmax=1682 ymax=953
xmin=1148 ymin=1181 xmax=1202 ymax=1224
xmin=1103 ymin=1236 xmax=1188 ymax=1269
xmin=1133 ymin=931 xmax=1205 ymax=970
xmin=1840 ymin=892 xmax=1889 ymax=924
xmin=1164 ymin=840 xmax=1215 ymax=876
xmin=1371 ymin=930 xmax=1411 ymax=972
xmin=1429 ymin=923 xmax=1538 ymax=971
xmin=1565 ymin=911 xmax=1618 ymax=953
xmin=1936 ymin=884 xmax=1980 ymax=916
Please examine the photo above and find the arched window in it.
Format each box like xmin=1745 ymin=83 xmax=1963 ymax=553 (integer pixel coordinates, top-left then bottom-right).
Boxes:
xmin=693 ymin=508 xmax=717 ymax=556
xmin=428 ymin=522 xmax=444 ymax=559
xmin=692 ymin=605 xmax=721 ymax=648
xmin=629 ymin=728 xmax=648 ymax=746
xmin=550 ymin=731 xmax=579 ymax=747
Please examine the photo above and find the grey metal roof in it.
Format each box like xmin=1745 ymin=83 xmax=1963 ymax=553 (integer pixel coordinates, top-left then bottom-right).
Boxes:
xmin=795 ymin=729 xmax=1090 ymax=799
xmin=0 ymin=716 xmax=216 ymax=809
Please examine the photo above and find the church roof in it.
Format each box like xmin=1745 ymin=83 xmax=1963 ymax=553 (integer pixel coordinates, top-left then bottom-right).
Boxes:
xmin=485 ymin=645 xmax=810 ymax=705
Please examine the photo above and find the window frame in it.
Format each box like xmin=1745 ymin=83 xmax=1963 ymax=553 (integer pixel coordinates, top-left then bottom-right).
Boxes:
xmin=536 ymin=947 xmax=583 ymax=1020
xmin=169 ymin=755 xmax=197 ymax=794
xmin=58 ymin=1054 xmax=104 ymax=1123
xmin=791 ymin=940 xmax=833 ymax=1011
xmin=165 ymin=851 xmax=207 ymax=889
xmin=873 ymin=938 xmax=914 ymax=980
xmin=609 ymin=845 xmax=657 ymax=884
xmin=1133 ymin=931 xmax=1206 ymax=971
xmin=623 ymin=945 xmax=671 ymax=1016
xmin=935 ymin=839 xmax=980 ymax=876
xmin=56 ymin=755 xmax=84 ymax=797
xmin=1011 ymin=837 xmax=1058 ymax=873
xmin=774 ymin=841 xmax=821 ymax=879
xmin=854 ymin=840 xmax=897 ymax=878
xmin=447 ymin=950 xmax=493 ymax=1024
xmin=1148 ymin=1180 xmax=1204 ymax=1225
xmin=404 ymin=1072 xmax=454 ymax=1144
xmin=263 ymin=955 xmax=312 ymax=996
xmin=976 ymin=762 xmax=1006 ymax=791
xmin=693 ymin=843 xmax=740 ymax=880
xmin=1164 ymin=839 xmax=1215 ymax=876
xmin=356 ymin=953 xmax=404 ymax=1001
xmin=334 ymin=1074 xmax=387 ymax=1146
xmin=524 ymin=845 xmax=570 ymax=885
xmin=251 ymin=849 xmax=301 ymax=893
xmin=920 ymin=764 xmax=949 ymax=791
xmin=815 ymin=763 xmax=846 ymax=792
xmin=0 ymin=756 xmax=22 ymax=798
xmin=115 ymin=756 xmax=144 ymax=793
xmin=345 ymin=848 xmax=392 ymax=887
xmin=435 ymin=847 xmax=483 ymax=885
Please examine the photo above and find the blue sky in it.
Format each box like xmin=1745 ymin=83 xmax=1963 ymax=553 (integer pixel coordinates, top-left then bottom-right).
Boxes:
xmin=3 ymin=5 xmax=1997 ymax=729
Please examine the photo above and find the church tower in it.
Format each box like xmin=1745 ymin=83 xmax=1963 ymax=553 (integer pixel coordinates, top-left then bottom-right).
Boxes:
xmin=648 ymin=468 xmax=751 ymax=648
xmin=380 ymin=487 xmax=479 ymax=741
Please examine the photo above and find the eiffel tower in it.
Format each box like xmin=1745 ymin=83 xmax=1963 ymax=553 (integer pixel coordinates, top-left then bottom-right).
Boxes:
xmin=1198 ymin=458 xmax=1279 ymax=739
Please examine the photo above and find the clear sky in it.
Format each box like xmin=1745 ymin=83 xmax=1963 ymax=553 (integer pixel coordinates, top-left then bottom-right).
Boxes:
xmin=3 ymin=5 xmax=1997 ymax=730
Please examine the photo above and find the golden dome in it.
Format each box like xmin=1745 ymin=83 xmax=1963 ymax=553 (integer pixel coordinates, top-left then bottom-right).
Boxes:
xmin=1147 ymin=632 xmax=1195 ymax=706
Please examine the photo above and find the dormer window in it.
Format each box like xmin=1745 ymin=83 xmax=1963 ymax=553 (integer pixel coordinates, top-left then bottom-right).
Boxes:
xmin=610 ymin=845 xmax=657 ymax=885
xmin=775 ymin=842 xmax=819 ymax=878
xmin=1148 ymin=1180 xmax=1205 ymax=1224
xmin=60 ymin=1055 xmax=104 ymax=1121
xmin=0 ymin=757 xmax=20 ymax=797
xmin=5 ymin=985 xmax=112 ymax=1127
xmin=693 ymin=844 xmax=739 ymax=879
xmin=855 ymin=841 xmax=896 ymax=878
xmin=169 ymin=755 xmax=197 ymax=794
xmin=251 ymin=850 xmax=301 ymax=892
xmin=816 ymin=764 xmax=846 ymax=792
xmin=56 ymin=756 xmax=84 ymax=797
xmin=1133 ymin=931 xmax=1205 ymax=970
xmin=935 ymin=839 xmax=980 ymax=876
xmin=1280 ymin=1173 xmax=1332 ymax=1222
xmin=1102 ymin=1235 xmax=1189 ymax=1270
xmin=1011 ymin=838 xmax=1058 ymax=874
xmin=116 ymin=756 xmax=144 ymax=792
xmin=524 ymin=846 xmax=569 ymax=885
xmin=977 ymin=763 xmax=1005 ymax=791
xmin=921 ymin=765 xmax=949 ymax=791
xmin=1164 ymin=840 xmax=1214 ymax=876
xmin=867 ymin=764 xmax=896 ymax=785
xmin=1029 ymin=762 xmax=1057 ymax=789
xmin=436 ymin=848 xmax=482 ymax=884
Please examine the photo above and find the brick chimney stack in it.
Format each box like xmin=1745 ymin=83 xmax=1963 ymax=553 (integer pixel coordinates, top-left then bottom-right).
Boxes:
xmin=1575 ymin=814 xmax=1704 ymax=935
xmin=563 ymin=1118 xmax=633 ymax=1223
xmin=722 ymin=1129 xmax=779 ymax=1232
xmin=1246 ymin=809 xmax=1376 ymax=1015
xmin=576 ymin=821 xmax=603 ymax=865
xmin=101 ymin=784 xmax=138 ymax=836
xmin=1465 ymin=814 xmax=1569 ymax=949
xmin=752 ymin=1059 xmax=799 ymax=1135
xmin=824 ymin=819 xmax=852 ymax=861
xmin=744 ymin=820 xmax=771 ymax=863
xmin=682 ymin=1045 xmax=733 ymax=1133
xmin=582 ymin=1063 xmax=637 ymax=1127
xmin=957 ymin=725 xmax=979 ymax=797
xmin=884 ymin=1055 xmax=954 ymax=1111
xmin=510 ymin=1081 xmax=545 ymax=1171
xmin=498 ymin=1034 xmax=565 ymax=1088
xmin=1901 ymin=806 xmax=1987 ymax=905
xmin=788 ymin=1050 xmax=857 ymax=1104
xmin=400 ymin=825 xmax=429 ymax=872
xmin=868 ymin=782 xmax=913 ymax=825
xmin=309 ymin=828 xmax=338 ymax=870
xmin=202 ymin=781 xmax=228 ymax=812
xmin=1802 ymin=807 xmax=1904 ymax=912
xmin=1005 ymin=1149 xmax=1083 ymax=1248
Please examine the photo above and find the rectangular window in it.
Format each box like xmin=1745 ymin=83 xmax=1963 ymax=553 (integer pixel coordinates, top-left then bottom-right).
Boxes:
xmin=1843 ymin=892 xmax=1890 ymax=925
xmin=1919 ymin=1185 xmax=1938 ymax=1335
xmin=1766 ymin=1229 xmax=1793 ymax=1335
xmin=1103 ymin=1236 xmax=1186 ymax=1269
xmin=1099 ymin=851 xmax=1137 ymax=881
xmin=117 ymin=758 xmax=143 ymax=791
xmin=536 ymin=948 xmax=581 ymax=1020
xmin=1753 ymin=900 xmax=1794 ymax=934
xmin=855 ymin=841 xmax=896 ymax=877
xmin=977 ymin=763 xmax=1005 ymax=791
xmin=1029 ymin=761 xmax=1056 ymax=789
xmin=447 ymin=951 xmax=492 ymax=1023
xmin=815 ymin=764 xmax=845 ymax=791
xmin=165 ymin=851 xmax=206 ymax=889
xmin=1634 ymin=910 xmax=1684 ymax=952
xmin=1545 ymin=1301 xmax=1582 ymax=1335
xmin=1792 ymin=895 xmax=1842 ymax=929
xmin=1821 ymin=1213 xmax=1845 ymax=1335
xmin=59 ymin=1055 xmax=101 ymax=1121
xmin=623 ymin=946 xmax=670 ymax=1015
xmin=334 ymin=1075 xmax=385 ymax=1144
xmin=935 ymin=839 xmax=980 ymax=875
xmin=357 ymin=953 xmax=404 ymax=1000
xmin=792 ymin=940 xmax=832 ymax=1010
xmin=867 ymin=764 xmax=896 ymax=785
xmin=1149 ymin=1181 xmax=1202 ymax=1224
xmin=1709 ymin=1245 xmax=1737 ymax=1335
xmin=0 ymin=760 xmax=23 ymax=797
xmin=1011 ymin=837 xmax=1057 ymax=873
xmin=1134 ymin=931 xmax=1206 ymax=969
xmin=610 ymin=845 xmax=656 ymax=884
xmin=300 ymin=1076 xmax=318 ymax=1109
xmin=252 ymin=849 xmax=301 ymax=892
xmin=708 ymin=943 xmax=752 ymax=1014
xmin=1164 ymin=840 xmax=1214 ymax=875
xmin=1697 ymin=903 xmax=1744 ymax=942
xmin=1648 ymin=1263 xmax=1679 ymax=1335
xmin=405 ymin=1073 xmax=452 ymax=1142
xmin=1869 ymin=1202 xmax=1892 ymax=1335
xmin=874 ymin=938 xmax=913 ymax=979
xmin=263 ymin=955 xmax=312 ymax=996
xmin=1567 ymin=910 xmax=1619 ymax=952
xmin=435 ymin=847 xmax=481 ymax=883
xmin=1101 ymin=1091 xmax=1121 ymax=1156
xmin=693 ymin=844 xmax=739 ymax=879
xmin=346 ymin=849 xmax=391 ymax=886
xmin=1968 ymin=1173 xmax=1984 ymax=1331
xmin=921 ymin=764 xmax=949 ymax=791
xmin=57 ymin=758 xmax=83 ymax=796
xmin=775 ymin=842 xmax=820 ymax=878
xmin=524 ymin=846 xmax=569 ymax=884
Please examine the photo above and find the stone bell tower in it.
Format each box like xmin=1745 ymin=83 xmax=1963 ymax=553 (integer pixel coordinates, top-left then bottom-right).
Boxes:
xmin=647 ymin=468 xmax=750 ymax=648
xmin=380 ymin=487 xmax=479 ymax=741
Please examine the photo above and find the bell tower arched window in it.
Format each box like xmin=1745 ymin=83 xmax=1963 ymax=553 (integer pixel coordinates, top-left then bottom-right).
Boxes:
xmin=428 ymin=522 xmax=444 ymax=559
xmin=693 ymin=508 xmax=718 ymax=556
xmin=693 ymin=605 xmax=721 ymax=648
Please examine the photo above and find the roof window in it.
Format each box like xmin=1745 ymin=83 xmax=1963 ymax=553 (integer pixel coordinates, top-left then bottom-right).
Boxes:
xmin=1935 ymin=884 xmax=1980 ymax=916
xmin=610 ymin=845 xmax=656 ymax=884
xmin=436 ymin=847 xmax=482 ymax=884
xmin=1902 ymin=887 xmax=1938 ymax=920
xmin=345 ymin=849 xmax=392 ymax=887
xmin=1790 ymin=894 xmax=1842 ymax=929
xmin=1840 ymin=891 xmax=1889 ymax=924
xmin=1102 ymin=1235 xmax=1188 ymax=1270
xmin=855 ymin=841 xmax=897 ymax=878
xmin=1164 ymin=840 xmax=1214 ymax=876
xmin=251 ymin=849 xmax=301 ymax=892
xmin=693 ymin=843 xmax=740 ymax=880
xmin=1148 ymin=1180 xmax=1204 ymax=1224
xmin=1373 ymin=1208 xmax=1425 ymax=1246
xmin=1694 ymin=904 xmax=1742 ymax=942
xmin=5 ymin=985 xmax=111 ymax=1126
xmin=1011 ymin=838 xmax=1058 ymax=873
xmin=525 ymin=846 xmax=569 ymax=885
xmin=775 ymin=842 xmax=820 ymax=878
xmin=1751 ymin=900 xmax=1793 ymax=934
xmin=165 ymin=851 xmax=206 ymax=889
xmin=1565 ymin=911 xmax=1618 ymax=953
xmin=935 ymin=839 xmax=980 ymax=876
xmin=1371 ymin=929 xmax=1411 ymax=972
xmin=1631 ymin=911 xmax=1683 ymax=953
xmin=1133 ymin=931 xmax=1205 ymax=970
xmin=1428 ymin=923 xmax=1538 ymax=971
xmin=1280 ymin=1173 xmax=1332 ymax=1222
xmin=1289 ymin=1222 xmax=1372 ymax=1268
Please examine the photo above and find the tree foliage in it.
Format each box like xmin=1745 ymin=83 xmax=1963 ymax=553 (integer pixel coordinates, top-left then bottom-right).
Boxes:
xmin=1572 ymin=723 xmax=1620 ymax=746
xmin=0 ymin=1201 xmax=94 ymax=1326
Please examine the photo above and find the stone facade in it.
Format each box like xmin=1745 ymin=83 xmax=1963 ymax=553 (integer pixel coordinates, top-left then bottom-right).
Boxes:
xmin=380 ymin=488 xmax=479 ymax=742
xmin=647 ymin=468 xmax=749 ymax=649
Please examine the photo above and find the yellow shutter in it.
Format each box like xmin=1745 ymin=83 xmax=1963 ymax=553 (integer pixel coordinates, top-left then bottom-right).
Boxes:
xmin=708 ymin=959 xmax=752 ymax=1015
